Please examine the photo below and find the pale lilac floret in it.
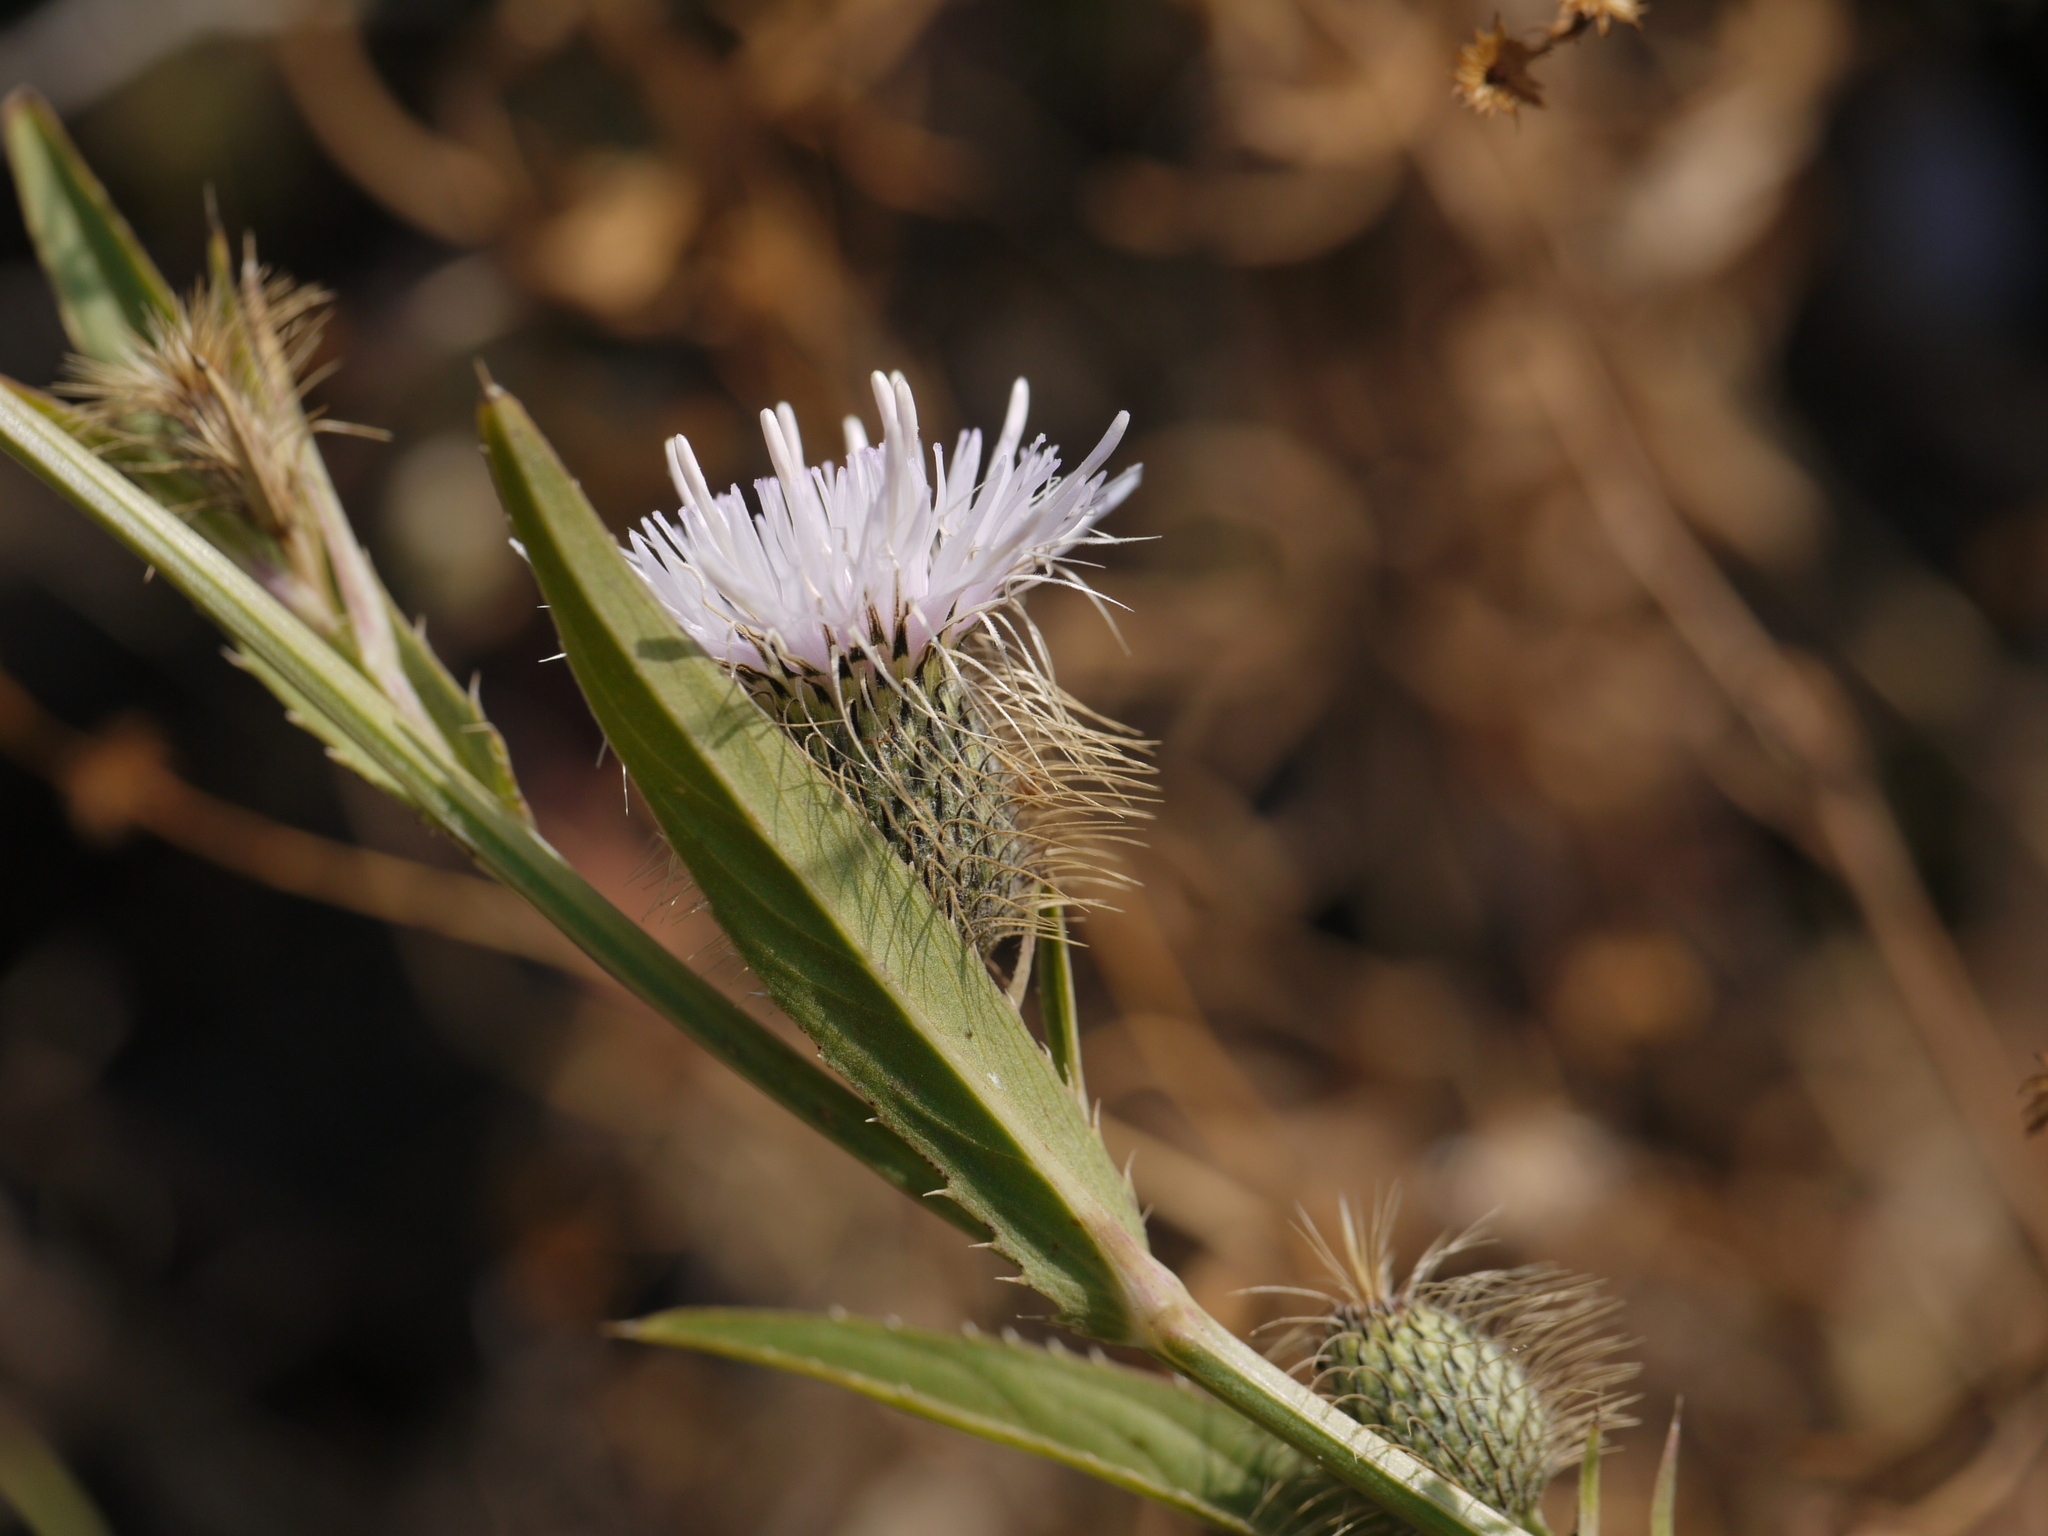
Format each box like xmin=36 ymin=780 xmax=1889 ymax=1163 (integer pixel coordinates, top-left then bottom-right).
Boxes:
xmin=624 ymin=371 xmax=1138 ymax=675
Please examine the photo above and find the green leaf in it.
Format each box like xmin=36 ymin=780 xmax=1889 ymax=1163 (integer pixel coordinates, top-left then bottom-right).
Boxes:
xmin=478 ymin=385 xmax=1150 ymax=1339
xmin=621 ymin=1307 xmax=1305 ymax=1535
xmin=4 ymin=103 xmax=521 ymax=812
xmin=0 ymin=1405 xmax=112 ymax=1536
xmin=0 ymin=375 xmax=980 ymax=1240
xmin=3 ymin=87 xmax=175 ymax=362
xmin=1649 ymin=1402 xmax=1681 ymax=1536
xmin=1038 ymin=903 xmax=1086 ymax=1106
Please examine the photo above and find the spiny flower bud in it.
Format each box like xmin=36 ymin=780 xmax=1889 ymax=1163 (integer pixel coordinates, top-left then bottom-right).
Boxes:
xmin=1267 ymin=1201 xmax=1635 ymax=1535
xmin=626 ymin=372 xmax=1149 ymax=956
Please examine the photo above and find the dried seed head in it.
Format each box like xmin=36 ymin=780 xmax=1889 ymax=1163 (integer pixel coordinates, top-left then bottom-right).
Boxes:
xmin=1559 ymin=0 xmax=1645 ymax=36
xmin=1453 ymin=23 xmax=1546 ymax=117
xmin=57 ymin=227 xmax=430 ymax=736
xmin=626 ymin=373 xmax=1150 ymax=955
xmin=1261 ymin=1199 xmax=1636 ymax=1534
xmin=1453 ymin=2 xmax=1645 ymax=119
xmin=58 ymin=233 xmax=378 ymax=636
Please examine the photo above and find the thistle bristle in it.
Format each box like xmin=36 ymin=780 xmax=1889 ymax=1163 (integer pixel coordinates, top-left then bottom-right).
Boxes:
xmin=749 ymin=621 xmax=1151 ymax=956
xmin=61 ymin=250 xmax=335 ymax=520
xmin=55 ymin=230 xmax=431 ymax=736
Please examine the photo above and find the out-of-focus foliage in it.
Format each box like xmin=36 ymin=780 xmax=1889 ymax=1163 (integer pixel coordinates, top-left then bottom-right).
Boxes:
xmin=2 ymin=2 xmax=2048 ymax=1535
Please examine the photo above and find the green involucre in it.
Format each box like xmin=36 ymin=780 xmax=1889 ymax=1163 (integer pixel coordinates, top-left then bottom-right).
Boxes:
xmin=756 ymin=653 xmax=1034 ymax=955
xmin=1317 ymin=1300 xmax=1550 ymax=1530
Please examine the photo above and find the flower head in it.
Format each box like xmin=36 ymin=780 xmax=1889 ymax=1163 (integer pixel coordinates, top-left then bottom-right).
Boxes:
xmin=60 ymin=229 xmax=430 ymax=738
xmin=628 ymin=371 xmax=1138 ymax=678
xmin=626 ymin=372 xmax=1147 ymax=956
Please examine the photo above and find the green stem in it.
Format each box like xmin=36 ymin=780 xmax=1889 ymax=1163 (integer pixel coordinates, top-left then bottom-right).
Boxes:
xmin=1576 ymin=1415 xmax=1601 ymax=1536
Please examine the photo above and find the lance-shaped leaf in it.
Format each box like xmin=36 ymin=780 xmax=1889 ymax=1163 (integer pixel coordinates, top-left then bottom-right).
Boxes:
xmin=620 ymin=1307 xmax=1307 ymax=1535
xmin=0 ymin=377 xmax=977 ymax=1239
xmin=478 ymin=385 xmax=1152 ymax=1340
xmin=389 ymin=604 xmax=531 ymax=820
xmin=2 ymin=87 xmax=173 ymax=361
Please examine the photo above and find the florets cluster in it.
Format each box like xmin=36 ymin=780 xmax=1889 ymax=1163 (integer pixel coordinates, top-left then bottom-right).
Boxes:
xmin=626 ymin=371 xmax=1148 ymax=954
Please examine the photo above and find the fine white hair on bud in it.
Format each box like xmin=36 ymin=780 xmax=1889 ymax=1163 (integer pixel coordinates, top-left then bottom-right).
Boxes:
xmin=624 ymin=371 xmax=1150 ymax=957
xmin=1254 ymin=1197 xmax=1638 ymax=1536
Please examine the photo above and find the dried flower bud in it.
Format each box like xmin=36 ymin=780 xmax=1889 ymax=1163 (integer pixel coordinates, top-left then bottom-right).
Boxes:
xmin=1453 ymin=23 xmax=1546 ymax=118
xmin=1454 ymin=3 xmax=1646 ymax=119
xmin=58 ymin=227 xmax=427 ymax=732
xmin=60 ymin=240 xmax=349 ymax=632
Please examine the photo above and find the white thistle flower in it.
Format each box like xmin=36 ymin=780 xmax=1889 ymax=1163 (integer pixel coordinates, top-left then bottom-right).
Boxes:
xmin=627 ymin=371 xmax=1138 ymax=675
xmin=625 ymin=370 xmax=1148 ymax=955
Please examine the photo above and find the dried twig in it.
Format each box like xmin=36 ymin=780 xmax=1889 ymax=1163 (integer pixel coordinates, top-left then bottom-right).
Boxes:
xmin=0 ymin=663 xmax=595 ymax=978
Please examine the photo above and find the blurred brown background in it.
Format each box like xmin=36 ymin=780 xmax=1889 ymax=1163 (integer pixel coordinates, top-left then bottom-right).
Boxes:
xmin=3 ymin=0 xmax=2048 ymax=1533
